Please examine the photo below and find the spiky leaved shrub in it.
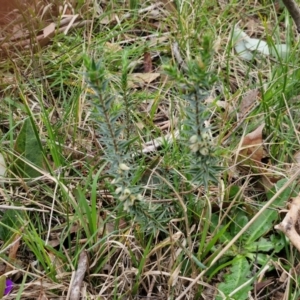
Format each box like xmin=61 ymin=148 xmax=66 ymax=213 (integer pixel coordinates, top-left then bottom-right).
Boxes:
xmin=165 ymin=36 xmax=222 ymax=189
xmin=84 ymin=53 xmax=167 ymax=234
xmin=84 ymin=37 xmax=222 ymax=235
xmin=84 ymin=53 xmax=141 ymax=205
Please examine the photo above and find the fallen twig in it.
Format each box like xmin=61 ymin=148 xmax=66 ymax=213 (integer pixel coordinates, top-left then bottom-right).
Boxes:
xmin=69 ymin=251 xmax=88 ymax=300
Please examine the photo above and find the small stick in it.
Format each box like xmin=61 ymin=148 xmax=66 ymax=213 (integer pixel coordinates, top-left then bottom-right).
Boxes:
xmin=70 ymin=251 xmax=88 ymax=300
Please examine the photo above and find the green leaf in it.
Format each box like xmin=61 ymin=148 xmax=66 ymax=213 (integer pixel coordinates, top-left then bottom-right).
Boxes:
xmin=231 ymin=211 xmax=249 ymax=237
xmin=244 ymin=237 xmax=274 ymax=252
xmin=246 ymin=252 xmax=272 ymax=266
xmin=244 ymin=234 xmax=285 ymax=254
xmin=270 ymin=234 xmax=285 ymax=253
xmin=245 ymin=178 xmax=296 ymax=245
xmin=210 ymin=214 xmax=234 ymax=244
xmin=13 ymin=118 xmax=44 ymax=178
xmin=217 ymin=255 xmax=252 ymax=300
xmin=0 ymin=209 xmax=23 ymax=241
xmin=227 ymin=185 xmax=241 ymax=200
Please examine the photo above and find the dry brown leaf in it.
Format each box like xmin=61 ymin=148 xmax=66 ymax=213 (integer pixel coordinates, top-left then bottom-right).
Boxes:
xmin=43 ymin=23 xmax=56 ymax=38
xmin=239 ymin=123 xmax=265 ymax=167
xmin=5 ymin=234 xmax=21 ymax=273
xmin=104 ymin=42 xmax=122 ymax=53
xmin=238 ymin=123 xmax=279 ymax=191
xmin=144 ymin=52 xmax=153 ymax=73
xmin=38 ymin=290 xmax=49 ymax=300
xmin=128 ymin=73 xmax=160 ymax=88
xmin=254 ymin=279 xmax=274 ymax=293
xmin=239 ymin=89 xmax=260 ymax=120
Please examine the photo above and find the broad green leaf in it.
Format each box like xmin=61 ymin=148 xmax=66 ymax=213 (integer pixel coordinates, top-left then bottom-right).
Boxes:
xmin=244 ymin=237 xmax=274 ymax=252
xmin=246 ymin=252 xmax=272 ymax=266
xmin=270 ymin=234 xmax=285 ymax=253
xmin=245 ymin=178 xmax=296 ymax=245
xmin=244 ymin=234 xmax=285 ymax=254
xmin=227 ymin=185 xmax=241 ymax=200
xmin=13 ymin=119 xmax=44 ymax=178
xmin=231 ymin=211 xmax=249 ymax=237
xmin=217 ymin=255 xmax=252 ymax=300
